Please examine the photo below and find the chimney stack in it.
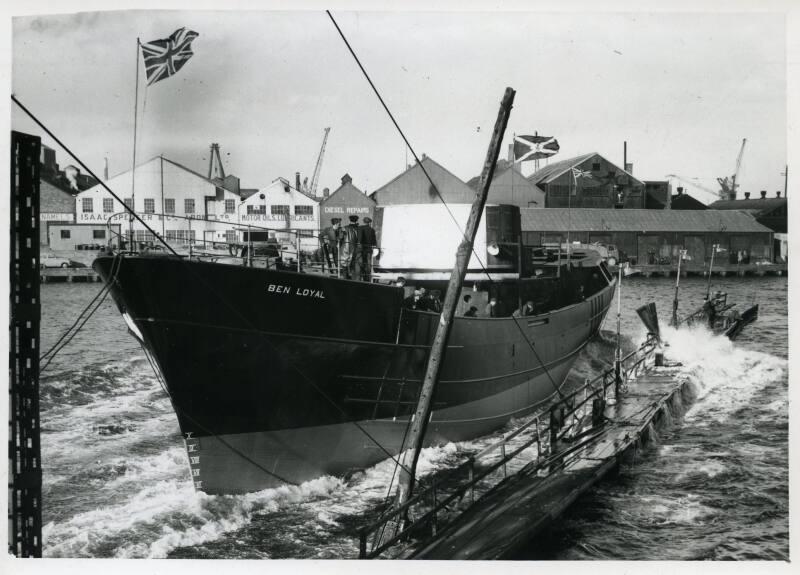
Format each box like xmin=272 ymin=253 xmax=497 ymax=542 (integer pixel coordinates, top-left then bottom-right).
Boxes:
xmin=341 ymin=173 xmax=352 ymax=185
xmin=508 ymin=143 xmax=514 ymax=163
xmin=624 ymin=163 xmax=633 ymax=175
xmin=677 ymin=186 xmax=684 ymax=196
xmin=776 ymin=191 xmax=781 ymax=198
xmin=295 ymin=172 xmax=301 ymax=191
xmin=104 ymin=157 xmax=109 ymax=180
xmin=323 ymin=187 xmax=330 ymax=198
xmin=744 ymin=192 xmax=751 ymax=199
xmin=760 ymin=190 xmax=767 ymax=199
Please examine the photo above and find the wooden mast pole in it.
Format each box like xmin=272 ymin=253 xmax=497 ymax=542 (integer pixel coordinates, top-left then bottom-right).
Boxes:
xmin=129 ymin=38 xmax=141 ymax=251
xmin=393 ymin=87 xmax=516 ymax=509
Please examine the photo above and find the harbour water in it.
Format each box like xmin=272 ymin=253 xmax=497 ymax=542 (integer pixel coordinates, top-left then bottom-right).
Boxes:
xmin=38 ymin=275 xmax=788 ymax=560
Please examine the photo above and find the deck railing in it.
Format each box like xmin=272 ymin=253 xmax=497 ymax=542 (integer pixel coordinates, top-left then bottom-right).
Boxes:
xmin=358 ymin=334 xmax=658 ymax=559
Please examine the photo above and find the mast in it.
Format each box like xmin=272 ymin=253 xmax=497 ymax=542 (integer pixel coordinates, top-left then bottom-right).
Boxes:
xmin=129 ymin=39 xmax=141 ymax=250
xmin=393 ymin=87 xmax=516 ymax=509
xmin=705 ymin=243 xmax=717 ymax=300
xmin=671 ymin=249 xmax=685 ymax=326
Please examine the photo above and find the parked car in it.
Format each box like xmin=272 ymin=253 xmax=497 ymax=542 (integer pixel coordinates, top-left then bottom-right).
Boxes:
xmin=40 ymin=255 xmax=86 ymax=269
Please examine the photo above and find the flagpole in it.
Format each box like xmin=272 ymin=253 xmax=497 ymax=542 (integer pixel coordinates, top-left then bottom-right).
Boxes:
xmin=567 ymin=169 xmax=573 ymax=267
xmin=130 ymin=38 xmax=141 ymax=251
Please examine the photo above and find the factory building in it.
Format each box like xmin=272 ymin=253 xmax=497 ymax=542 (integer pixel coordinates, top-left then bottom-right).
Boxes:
xmin=39 ymin=144 xmax=99 ymax=246
xmin=527 ymin=153 xmax=646 ymax=209
xmin=239 ymin=177 xmax=320 ymax=252
xmin=670 ymin=187 xmax=709 ymax=210
xmin=318 ymin=173 xmax=376 ymax=228
xmin=520 ymin=208 xmax=774 ymax=266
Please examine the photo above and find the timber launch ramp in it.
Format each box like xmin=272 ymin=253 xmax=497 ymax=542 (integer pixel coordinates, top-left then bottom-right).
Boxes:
xmin=359 ymin=294 xmax=756 ymax=560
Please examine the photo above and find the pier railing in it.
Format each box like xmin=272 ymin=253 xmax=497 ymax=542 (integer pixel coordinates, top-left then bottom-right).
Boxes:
xmin=358 ymin=334 xmax=659 ymax=559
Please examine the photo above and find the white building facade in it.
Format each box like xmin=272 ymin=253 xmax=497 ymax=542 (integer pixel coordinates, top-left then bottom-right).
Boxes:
xmin=239 ymin=177 xmax=320 ymax=252
xmin=75 ymin=156 xmax=242 ymax=247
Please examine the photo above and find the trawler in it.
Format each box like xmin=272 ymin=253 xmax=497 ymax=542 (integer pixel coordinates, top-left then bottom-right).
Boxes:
xmin=93 ymin=202 xmax=616 ymax=494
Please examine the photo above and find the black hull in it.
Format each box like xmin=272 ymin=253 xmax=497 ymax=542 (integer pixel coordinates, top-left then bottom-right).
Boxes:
xmin=94 ymin=255 xmax=615 ymax=493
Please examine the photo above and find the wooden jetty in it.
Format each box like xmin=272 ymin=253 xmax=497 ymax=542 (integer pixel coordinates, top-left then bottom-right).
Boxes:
xmin=409 ymin=363 xmax=690 ymax=560
xmin=608 ymin=262 xmax=786 ymax=278
xmin=40 ymin=268 xmax=101 ymax=283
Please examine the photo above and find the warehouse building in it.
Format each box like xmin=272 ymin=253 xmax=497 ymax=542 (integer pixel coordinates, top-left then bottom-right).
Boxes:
xmin=708 ymin=190 xmax=787 ymax=262
xmin=75 ymin=155 xmax=241 ymax=247
xmin=528 ymin=153 xmax=646 ymax=209
xmin=370 ymin=155 xmax=475 ymax=206
xmin=520 ymin=208 xmax=774 ymax=267
xmin=466 ymin=160 xmax=545 ymax=208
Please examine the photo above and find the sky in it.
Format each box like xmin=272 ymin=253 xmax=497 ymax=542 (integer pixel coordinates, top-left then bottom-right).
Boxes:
xmin=9 ymin=6 xmax=790 ymax=204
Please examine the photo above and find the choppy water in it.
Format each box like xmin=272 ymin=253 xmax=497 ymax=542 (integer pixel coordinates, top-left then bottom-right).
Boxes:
xmin=38 ymin=275 xmax=788 ymax=560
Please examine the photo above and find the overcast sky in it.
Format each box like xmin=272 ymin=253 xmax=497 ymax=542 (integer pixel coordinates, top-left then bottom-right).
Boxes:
xmin=11 ymin=7 xmax=788 ymax=203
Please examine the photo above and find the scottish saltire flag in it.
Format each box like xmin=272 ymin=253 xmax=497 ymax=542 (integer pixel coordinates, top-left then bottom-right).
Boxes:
xmin=141 ymin=28 xmax=199 ymax=86
xmin=513 ymin=135 xmax=560 ymax=162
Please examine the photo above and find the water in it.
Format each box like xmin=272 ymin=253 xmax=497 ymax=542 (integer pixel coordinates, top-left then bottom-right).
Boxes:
xmin=37 ymin=275 xmax=788 ymax=560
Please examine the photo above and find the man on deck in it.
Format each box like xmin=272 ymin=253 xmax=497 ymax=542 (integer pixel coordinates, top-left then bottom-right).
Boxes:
xmin=319 ymin=217 xmax=341 ymax=274
xmin=341 ymin=215 xmax=360 ymax=279
xmin=357 ymin=216 xmax=378 ymax=282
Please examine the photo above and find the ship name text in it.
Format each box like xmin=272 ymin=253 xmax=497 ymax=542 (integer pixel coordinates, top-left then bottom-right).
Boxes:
xmin=267 ymin=283 xmax=326 ymax=299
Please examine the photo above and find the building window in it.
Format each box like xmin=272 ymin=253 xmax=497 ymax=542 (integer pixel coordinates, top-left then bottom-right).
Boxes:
xmin=225 ymin=199 xmax=236 ymax=214
xmin=225 ymin=230 xmax=237 ymax=243
xmin=166 ymin=230 xmax=177 ymax=241
xmin=295 ymin=205 xmax=313 ymax=216
xmin=247 ymin=205 xmax=266 ymax=215
xmin=60 ymin=230 xmax=71 ymax=239
xmin=124 ymin=197 xmax=133 ymax=210
xmin=592 ymin=162 xmax=601 ymax=172
xmin=164 ymin=198 xmax=175 ymax=214
xmin=93 ymin=230 xmax=106 ymax=239
xmin=82 ymin=198 xmax=93 ymax=213
xmin=185 ymin=199 xmax=195 ymax=214
xmin=144 ymin=198 xmax=155 ymax=214
xmin=271 ymin=205 xmax=290 ymax=216
xmin=103 ymin=198 xmax=114 ymax=213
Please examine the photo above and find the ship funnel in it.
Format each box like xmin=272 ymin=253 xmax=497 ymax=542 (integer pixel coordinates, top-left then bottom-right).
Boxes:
xmin=636 ymin=302 xmax=661 ymax=342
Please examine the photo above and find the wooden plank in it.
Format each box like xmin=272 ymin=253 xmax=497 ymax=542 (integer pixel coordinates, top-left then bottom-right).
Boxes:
xmin=410 ymin=366 xmax=689 ymax=560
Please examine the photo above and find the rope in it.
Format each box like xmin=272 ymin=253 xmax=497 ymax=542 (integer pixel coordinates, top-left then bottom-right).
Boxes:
xmin=39 ymin=254 xmax=123 ymax=374
xmin=327 ymin=10 xmax=567 ymax=400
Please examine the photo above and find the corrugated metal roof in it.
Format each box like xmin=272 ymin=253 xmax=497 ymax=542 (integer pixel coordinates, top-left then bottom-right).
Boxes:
xmin=708 ymin=197 xmax=786 ymax=212
xmin=520 ymin=208 xmax=772 ymax=233
xmin=527 ymin=152 xmax=645 ymax=188
xmin=526 ymin=153 xmax=596 ymax=185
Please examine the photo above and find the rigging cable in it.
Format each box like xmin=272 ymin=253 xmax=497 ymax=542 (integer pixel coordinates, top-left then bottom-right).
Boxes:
xmin=326 ymin=10 xmax=567 ymax=401
xmin=12 ymin=95 xmax=418 ymax=491
xmin=39 ymin=254 xmax=123 ymax=374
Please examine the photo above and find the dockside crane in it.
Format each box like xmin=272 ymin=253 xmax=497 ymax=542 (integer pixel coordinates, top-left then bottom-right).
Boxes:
xmin=308 ymin=127 xmax=331 ymax=197
xmin=716 ymin=138 xmax=747 ymax=201
xmin=665 ymin=174 xmax=720 ymax=202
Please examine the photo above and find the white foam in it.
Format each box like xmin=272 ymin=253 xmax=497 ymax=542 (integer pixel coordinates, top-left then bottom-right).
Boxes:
xmin=661 ymin=324 xmax=786 ymax=424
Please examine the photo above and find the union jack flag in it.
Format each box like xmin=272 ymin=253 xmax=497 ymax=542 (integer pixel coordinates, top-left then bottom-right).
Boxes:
xmin=141 ymin=28 xmax=199 ymax=86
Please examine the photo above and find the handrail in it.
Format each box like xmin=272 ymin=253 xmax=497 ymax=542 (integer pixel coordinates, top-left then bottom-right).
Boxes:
xmin=358 ymin=334 xmax=658 ymax=558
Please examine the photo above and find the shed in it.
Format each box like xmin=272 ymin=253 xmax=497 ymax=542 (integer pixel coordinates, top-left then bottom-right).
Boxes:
xmin=520 ymin=208 xmax=773 ymax=265
xmin=466 ymin=160 xmax=545 ymax=208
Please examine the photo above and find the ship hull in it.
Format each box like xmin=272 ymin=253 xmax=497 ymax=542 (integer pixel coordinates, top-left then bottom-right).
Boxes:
xmin=94 ymin=255 xmax=614 ymax=494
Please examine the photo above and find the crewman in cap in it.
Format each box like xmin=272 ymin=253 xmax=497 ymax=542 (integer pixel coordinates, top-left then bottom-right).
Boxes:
xmin=357 ymin=215 xmax=378 ymax=282
xmin=319 ymin=217 xmax=342 ymax=274
xmin=341 ymin=215 xmax=360 ymax=279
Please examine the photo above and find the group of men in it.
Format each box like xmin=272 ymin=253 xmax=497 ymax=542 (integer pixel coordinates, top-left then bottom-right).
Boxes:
xmin=319 ymin=214 xmax=378 ymax=281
